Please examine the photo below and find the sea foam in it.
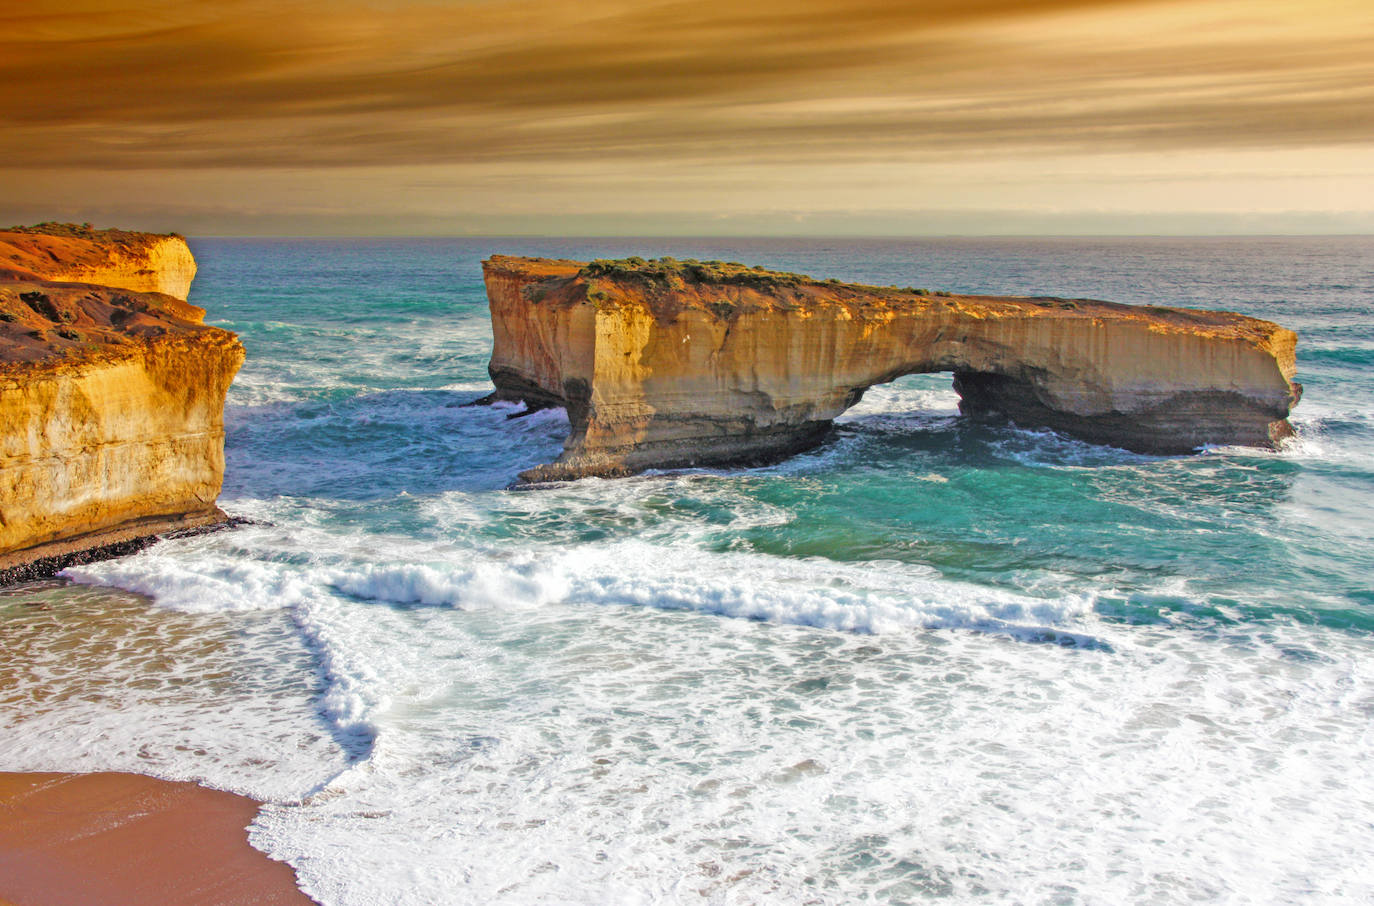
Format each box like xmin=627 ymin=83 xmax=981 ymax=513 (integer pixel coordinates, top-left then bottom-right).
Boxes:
xmin=8 ymin=236 xmax=1372 ymax=905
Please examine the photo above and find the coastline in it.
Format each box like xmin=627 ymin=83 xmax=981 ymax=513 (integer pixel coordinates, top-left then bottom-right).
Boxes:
xmin=0 ymin=236 xmax=1367 ymax=902
xmin=0 ymin=771 xmax=314 ymax=906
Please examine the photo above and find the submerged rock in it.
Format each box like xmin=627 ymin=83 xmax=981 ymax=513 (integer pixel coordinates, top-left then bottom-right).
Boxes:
xmin=482 ymin=255 xmax=1301 ymax=481
xmin=0 ymin=224 xmax=243 ymax=583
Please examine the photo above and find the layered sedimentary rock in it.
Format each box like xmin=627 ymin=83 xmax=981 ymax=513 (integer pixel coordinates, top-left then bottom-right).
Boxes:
xmin=0 ymin=224 xmax=243 ymax=582
xmin=483 ymin=255 xmax=1301 ymax=481
xmin=0 ymin=222 xmax=197 ymax=301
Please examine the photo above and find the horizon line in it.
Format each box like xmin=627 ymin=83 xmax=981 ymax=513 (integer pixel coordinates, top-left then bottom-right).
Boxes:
xmin=179 ymin=234 xmax=1374 ymax=244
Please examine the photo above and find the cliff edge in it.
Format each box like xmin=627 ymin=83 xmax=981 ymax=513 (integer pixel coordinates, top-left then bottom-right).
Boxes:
xmin=0 ymin=224 xmax=243 ymax=583
xmin=482 ymin=255 xmax=1301 ymax=481
xmin=1 ymin=222 xmax=197 ymax=301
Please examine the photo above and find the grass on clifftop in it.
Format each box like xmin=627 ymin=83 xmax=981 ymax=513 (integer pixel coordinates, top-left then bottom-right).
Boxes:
xmin=580 ymin=257 xmax=814 ymax=290
xmin=578 ymin=256 xmax=946 ymax=299
xmin=3 ymin=222 xmax=182 ymax=242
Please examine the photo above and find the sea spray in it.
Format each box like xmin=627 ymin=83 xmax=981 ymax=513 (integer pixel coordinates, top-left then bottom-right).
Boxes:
xmin=1 ymin=237 xmax=1370 ymax=904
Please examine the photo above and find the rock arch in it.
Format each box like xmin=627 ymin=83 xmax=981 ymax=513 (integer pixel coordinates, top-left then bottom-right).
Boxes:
xmin=481 ymin=256 xmax=1301 ymax=481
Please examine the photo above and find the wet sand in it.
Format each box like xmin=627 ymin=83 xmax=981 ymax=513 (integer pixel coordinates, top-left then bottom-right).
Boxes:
xmin=0 ymin=772 xmax=315 ymax=906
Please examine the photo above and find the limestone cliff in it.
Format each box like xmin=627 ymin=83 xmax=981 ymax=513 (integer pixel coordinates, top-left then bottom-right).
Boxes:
xmin=0 ymin=225 xmax=243 ymax=582
xmin=0 ymin=222 xmax=197 ymax=301
xmin=482 ymin=255 xmax=1301 ymax=481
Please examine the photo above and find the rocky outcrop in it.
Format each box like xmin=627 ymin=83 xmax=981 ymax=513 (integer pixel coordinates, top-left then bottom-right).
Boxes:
xmin=482 ymin=255 xmax=1301 ymax=481
xmin=0 ymin=224 xmax=243 ymax=583
xmin=0 ymin=222 xmax=197 ymax=300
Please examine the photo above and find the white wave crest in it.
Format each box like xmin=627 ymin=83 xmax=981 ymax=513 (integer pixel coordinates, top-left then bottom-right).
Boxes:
xmin=319 ymin=540 xmax=1096 ymax=640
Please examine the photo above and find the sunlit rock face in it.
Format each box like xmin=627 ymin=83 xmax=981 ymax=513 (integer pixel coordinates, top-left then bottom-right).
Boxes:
xmin=0 ymin=223 xmax=197 ymax=300
xmin=0 ymin=224 xmax=243 ymax=582
xmin=483 ymin=255 xmax=1301 ymax=482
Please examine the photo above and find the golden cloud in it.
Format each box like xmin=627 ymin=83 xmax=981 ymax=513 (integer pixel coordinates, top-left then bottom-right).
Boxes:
xmin=3 ymin=0 xmax=1371 ymax=171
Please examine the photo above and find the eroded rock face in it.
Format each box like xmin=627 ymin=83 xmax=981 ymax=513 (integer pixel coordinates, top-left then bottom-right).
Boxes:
xmin=0 ymin=225 xmax=243 ymax=582
xmin=0 ymin=223 xmax=197 ymax=300
xmin=483 ymin=255 xmax=1301 ymax=481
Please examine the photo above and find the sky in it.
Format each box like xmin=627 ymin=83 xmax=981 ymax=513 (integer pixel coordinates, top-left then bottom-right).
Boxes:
xmin=2 ymin=0 xmax=1373 ymax=236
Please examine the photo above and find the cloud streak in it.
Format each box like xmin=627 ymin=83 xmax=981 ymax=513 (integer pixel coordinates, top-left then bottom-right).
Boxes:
xmin=3 ymin=0 xmax=1372 ymax=170
xmin=3 ymin=0 xmax=1373 ymax=234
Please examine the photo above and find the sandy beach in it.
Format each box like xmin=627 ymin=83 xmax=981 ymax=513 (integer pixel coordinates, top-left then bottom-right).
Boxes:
xmin=0 ymin=772 xmax=313 ymax=906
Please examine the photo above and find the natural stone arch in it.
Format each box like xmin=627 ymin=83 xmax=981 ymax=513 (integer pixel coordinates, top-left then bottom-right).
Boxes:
xmin=481 ymin=256 xmax=1301 ymax=482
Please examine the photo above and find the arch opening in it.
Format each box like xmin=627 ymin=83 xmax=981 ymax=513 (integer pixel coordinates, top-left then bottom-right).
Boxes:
xmin=837 ymin=371 xmax=961 ymax=427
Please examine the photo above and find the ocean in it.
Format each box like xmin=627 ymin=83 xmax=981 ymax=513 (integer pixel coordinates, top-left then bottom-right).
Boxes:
xmin=2 ymin=237 xmax=1371 ymax=904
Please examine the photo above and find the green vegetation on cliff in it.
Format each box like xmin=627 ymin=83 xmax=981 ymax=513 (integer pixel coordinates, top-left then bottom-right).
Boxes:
xmin=579 ymin=256 xmax=812 ymax=290
xmin=4 ymin=221 xmax=183 ymax=243
xmin=577 ymin=256 xmax=945 ymax=300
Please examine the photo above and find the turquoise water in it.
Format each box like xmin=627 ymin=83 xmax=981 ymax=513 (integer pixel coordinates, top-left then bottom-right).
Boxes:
xmin=2 ymin=238 xmax=1372 ymax=903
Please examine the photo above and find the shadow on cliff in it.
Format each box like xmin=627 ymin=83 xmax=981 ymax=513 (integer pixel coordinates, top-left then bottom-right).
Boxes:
xmin=220 ymin=388 xmax=566 ymax=500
